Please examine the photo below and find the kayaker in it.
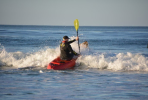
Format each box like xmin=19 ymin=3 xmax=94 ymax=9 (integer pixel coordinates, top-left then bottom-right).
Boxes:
xmin=60 ymin=36 xmax=80 ymax=61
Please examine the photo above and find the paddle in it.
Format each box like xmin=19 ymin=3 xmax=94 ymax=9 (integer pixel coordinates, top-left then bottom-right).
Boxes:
xmin=74 ymin=19 xmax=80 ymax=53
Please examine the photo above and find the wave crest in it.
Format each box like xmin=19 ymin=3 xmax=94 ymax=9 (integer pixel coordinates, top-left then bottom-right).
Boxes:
xmin=1 ymin=43 xmax=148 ymax=72
xmin=78 ymin=52 xmax=148 ymax=71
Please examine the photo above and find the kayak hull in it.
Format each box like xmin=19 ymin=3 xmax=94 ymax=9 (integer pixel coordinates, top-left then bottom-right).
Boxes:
xmin=47 ymin=56 xmax=78 ymax=70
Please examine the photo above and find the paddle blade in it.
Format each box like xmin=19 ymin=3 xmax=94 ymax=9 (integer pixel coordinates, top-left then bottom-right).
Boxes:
xmin=74 ymin=19 xmax=79 ymax=31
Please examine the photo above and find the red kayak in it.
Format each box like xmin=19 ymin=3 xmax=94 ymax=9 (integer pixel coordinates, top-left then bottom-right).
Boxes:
xmin=47 ymin=56 xmax=78 ymax=70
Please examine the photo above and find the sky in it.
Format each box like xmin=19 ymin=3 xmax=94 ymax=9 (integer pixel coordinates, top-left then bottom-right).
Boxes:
xmin=0 ymin=0 xmax=148 ymax=26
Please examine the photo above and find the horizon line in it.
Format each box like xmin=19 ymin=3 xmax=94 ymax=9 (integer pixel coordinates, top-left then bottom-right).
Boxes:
xmin=0 ymin=24 xmax=148 ymax=27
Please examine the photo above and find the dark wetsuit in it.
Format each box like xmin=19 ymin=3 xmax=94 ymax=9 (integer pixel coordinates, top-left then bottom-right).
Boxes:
xmin=60 ymin=39 xmax=78 ymax=60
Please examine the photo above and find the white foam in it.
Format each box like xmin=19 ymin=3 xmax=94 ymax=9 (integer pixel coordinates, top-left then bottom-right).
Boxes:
xmin=39 ymin=70 xmax=44 ymax=73
xmin=0 ymin=47 xmax=60 ymax=68
xmin=107 ymin=52 xmax=148 ymax=71
xmin=1 ymin=40 xmax=148 ymax=72
xmin=0 ymin=37 xmax=87 ymax=69
xmin=77 ymin=52 xmax=148 ymax=71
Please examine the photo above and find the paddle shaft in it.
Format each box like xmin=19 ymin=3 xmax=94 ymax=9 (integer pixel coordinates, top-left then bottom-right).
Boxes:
xmin=77 ymin=30 xmax=80 ymax=53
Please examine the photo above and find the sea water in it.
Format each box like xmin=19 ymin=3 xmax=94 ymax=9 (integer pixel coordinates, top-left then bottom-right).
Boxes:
xmin=0 ymin=25 xmax=148 ymax=100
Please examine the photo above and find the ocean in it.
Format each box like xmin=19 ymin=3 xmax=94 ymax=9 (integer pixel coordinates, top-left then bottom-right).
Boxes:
xmin=0 ymin=25 xmax=148 ymax=100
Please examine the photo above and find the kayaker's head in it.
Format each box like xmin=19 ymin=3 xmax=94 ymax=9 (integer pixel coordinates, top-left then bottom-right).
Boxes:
xmin=63 ymin=36 xmax=70 ymax=41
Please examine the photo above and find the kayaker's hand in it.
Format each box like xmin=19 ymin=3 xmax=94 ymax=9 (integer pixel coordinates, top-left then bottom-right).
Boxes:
xmin=76 ymin=36 xmax=79 ymax=41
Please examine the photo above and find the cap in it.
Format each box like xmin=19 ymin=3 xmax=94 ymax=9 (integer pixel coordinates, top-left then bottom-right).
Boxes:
xmin=63 ymin=36 xmax=70 ymax=39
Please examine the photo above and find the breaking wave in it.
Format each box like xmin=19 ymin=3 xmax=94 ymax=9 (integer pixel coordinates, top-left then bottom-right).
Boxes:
xmin=78 ymin=52 xmax=148 ymax=72
xmin=0 ymin=41 xmax=148 ymax=72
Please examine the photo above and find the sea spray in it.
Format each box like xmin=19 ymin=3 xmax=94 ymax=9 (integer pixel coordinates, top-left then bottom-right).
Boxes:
xmin=77 ymin=52 xmax=148 ymax=71
xmin=1 ymin=38 xmax=148 ymax=72
xmin=0 ymin=36 xmax=84 ymax=69
xmin=0 ymin=47 xmax=60 ymax=68
xmin=107 ymin=52 xmax=148 ymax=71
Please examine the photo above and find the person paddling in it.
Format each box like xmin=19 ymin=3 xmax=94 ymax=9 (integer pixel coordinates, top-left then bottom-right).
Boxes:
xmin=60 ymin=36 xmax=80 ymax=61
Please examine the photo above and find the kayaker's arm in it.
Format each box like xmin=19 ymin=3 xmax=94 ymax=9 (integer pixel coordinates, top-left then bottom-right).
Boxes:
xmin=68 ymin=39 xmax=76 ymax=44
xmin=68 ymin=36 xmax=79 ymax=44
